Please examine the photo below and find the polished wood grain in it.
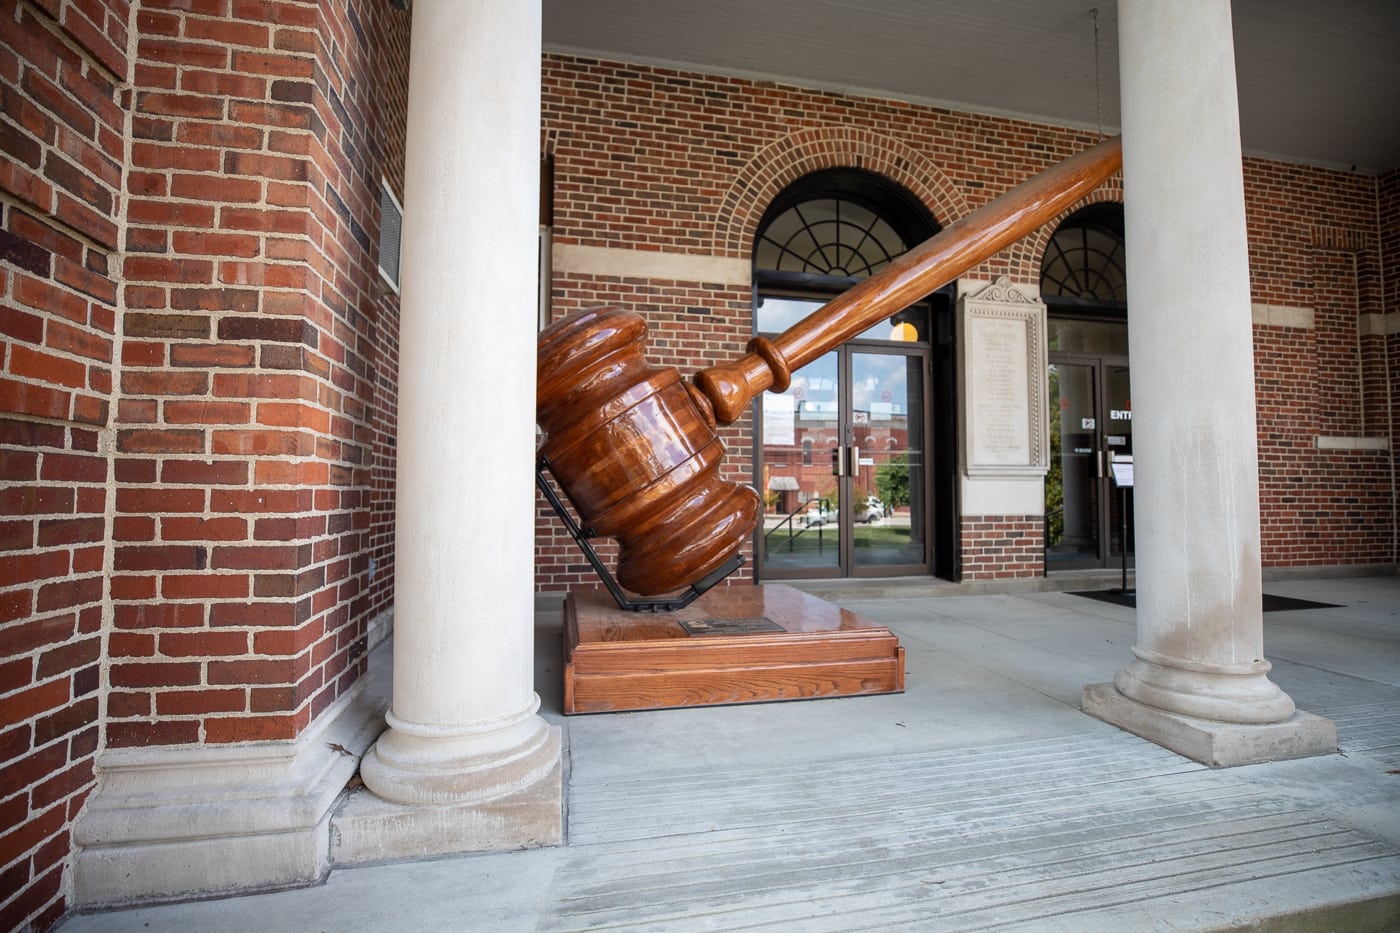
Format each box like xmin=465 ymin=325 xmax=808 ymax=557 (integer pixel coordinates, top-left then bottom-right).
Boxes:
xmin=563 ymin=584 xmax=905 ymax=713
xmin=538 ymin=138 xmax=1122 ymax=597
xmin=537 ymin=306 xmax=761 ymax=596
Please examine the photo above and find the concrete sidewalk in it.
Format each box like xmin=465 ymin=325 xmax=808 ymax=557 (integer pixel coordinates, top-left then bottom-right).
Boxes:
xmin=62 ymin=575 xmax=1400 ymax=931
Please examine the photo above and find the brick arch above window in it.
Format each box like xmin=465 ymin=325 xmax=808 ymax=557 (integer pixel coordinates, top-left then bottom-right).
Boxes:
xmin=1008 ymin=182 xmax=1124 ymax=284
xmin=716 ymin=127 xmax=968 ymax=261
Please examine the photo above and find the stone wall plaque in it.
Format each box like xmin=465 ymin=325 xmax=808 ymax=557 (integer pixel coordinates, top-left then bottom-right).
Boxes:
xmin=958 ymin=277 xmax=1049 ymax=476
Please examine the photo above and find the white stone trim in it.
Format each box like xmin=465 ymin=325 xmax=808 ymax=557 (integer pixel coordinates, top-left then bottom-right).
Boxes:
xmin=1250 ymin=306 xmax=1399 ymax=335
xmin=1251 ymin=303 xmax=1314 ymax=329
xmin=553 ymin=242 xmax=751 ymax=285
xmin=1315 ymin=435 xmax=1389 ymax=450
xmin=1083 ymin=683 xmax=1337 ymax=768
xmin=72 ymin=680 xmax=385 ymax=905
xmin=1358 ymin=313 xmax=1398 ymax=337
xmin=330 ymin=729 xmax=562 ymax=866
xmin=960 ymin=475 xmax=1046 ymax=516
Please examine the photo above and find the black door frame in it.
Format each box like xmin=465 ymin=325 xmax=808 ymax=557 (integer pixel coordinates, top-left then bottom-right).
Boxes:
xmin=840 ymin=341 xmax=934 ymax=580
xmin=752 ymin=313 xmax=938 ymax=584
xmin=1046 ymin=350 xmax=1133 ymax=571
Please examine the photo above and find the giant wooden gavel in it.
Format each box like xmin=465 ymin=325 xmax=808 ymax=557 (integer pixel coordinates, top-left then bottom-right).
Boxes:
xmin=539 ymin=137 xmax=1122 ymax=596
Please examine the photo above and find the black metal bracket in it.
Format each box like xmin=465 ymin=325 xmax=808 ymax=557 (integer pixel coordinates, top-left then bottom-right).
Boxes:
xmin=535 ymin=457 xmax=744 ymax=613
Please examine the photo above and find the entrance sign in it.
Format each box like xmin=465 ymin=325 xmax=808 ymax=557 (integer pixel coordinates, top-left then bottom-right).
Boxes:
xmin=958 ymin=277 xmax=1049 ymax=476
xmin=1109 ymin=454 xmax=1134 ymax=594
xmin=1110 ymin=457 xmax=1134 ymax=487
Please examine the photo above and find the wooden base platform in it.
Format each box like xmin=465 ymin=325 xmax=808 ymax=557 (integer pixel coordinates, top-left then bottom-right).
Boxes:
xmin=562 ymin=584 xmax=905 ymax=714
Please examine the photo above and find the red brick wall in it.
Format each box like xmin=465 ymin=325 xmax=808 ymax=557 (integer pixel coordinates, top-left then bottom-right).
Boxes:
xmin=1 ymin=0 xmax=128 ymax=928
xmin=960 ymin=516 xmax=1044 ymax=579
xmin=538 ymin=54 xmax=1394 ymax=590
xmin=1381 ymin=167 xmax=1400 ymax=424
xmin=1380 ymin=168 xmax=1399 ymax=565
xmin=1255 ymin=316 xmax=1392 ymax=565
xmin=537 ymin=55 xmax=1107 ymax=591
xmin=1383 ymin=169 xmax=1400 ymax=320
xmin=1247 ymin=160 xmax=1394 ymax=569
xmin=544 ymin=57 xmax=1104 ymax=266
xmin=1 ymin=2 xmax=407 ymax=928
xmin=111 ymin=0 xmax=406 ymax=747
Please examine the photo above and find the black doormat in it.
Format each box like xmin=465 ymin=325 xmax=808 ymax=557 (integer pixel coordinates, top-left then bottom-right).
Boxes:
xmin=1070 ymin=590 xmax=1343 ymax=612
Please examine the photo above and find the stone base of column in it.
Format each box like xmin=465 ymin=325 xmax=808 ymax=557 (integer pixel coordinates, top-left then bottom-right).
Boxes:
xmin=72 ymin=682 xmax=383 ymax=907
xmin=331 ymin=725 xmax=561 ymax=865
xmin=359 ymin=701 xmax=560 ymax=804
xmin=1083 ymin=683 xmax=1337 ymax=767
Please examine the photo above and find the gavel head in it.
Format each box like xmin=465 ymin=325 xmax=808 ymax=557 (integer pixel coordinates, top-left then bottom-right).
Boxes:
xmin=537 ymin=307 xmax=761 ymax=596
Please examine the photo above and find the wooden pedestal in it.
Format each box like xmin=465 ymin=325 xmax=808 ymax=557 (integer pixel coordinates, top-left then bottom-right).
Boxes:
xmin=562 ymin=583 xmax=905 ymax=714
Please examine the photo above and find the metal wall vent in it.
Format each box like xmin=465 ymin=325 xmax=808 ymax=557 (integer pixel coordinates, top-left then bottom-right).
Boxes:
xmin=378 ymin=178 xmax=404 ymax=293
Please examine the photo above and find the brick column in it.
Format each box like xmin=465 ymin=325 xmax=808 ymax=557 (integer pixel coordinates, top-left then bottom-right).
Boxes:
xmin=1082 ymin=0 xmax=1335 ymax=766
xmin=71 ymin=1 xmax=411 ymax=905
xmin=0 ymin=2 xmax=127 ymax=927
xmin=354 ymin=0 xmax=562 ymax=843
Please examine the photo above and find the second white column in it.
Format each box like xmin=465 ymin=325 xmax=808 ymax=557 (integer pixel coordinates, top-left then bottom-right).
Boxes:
xmin=1083 ymin=0 xmax=1335 ymax=765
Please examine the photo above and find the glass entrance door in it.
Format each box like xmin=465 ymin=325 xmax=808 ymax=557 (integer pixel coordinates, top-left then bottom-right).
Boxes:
xmin=760 ymin=351 xmax=842 ymax=575
xmin=759 ymin=342 xmax=930 ymax=581
xmin=850 ymin=350 xmax=927 ymax=573
xmin=1046 ymin=357 xmax=1133 ymax=569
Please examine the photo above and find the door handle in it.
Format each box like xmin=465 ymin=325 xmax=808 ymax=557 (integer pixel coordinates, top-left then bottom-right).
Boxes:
xmin=832 ymin=446 xmax=862 ymax=477
xmin=1096 ymin=450 xmax=1104 ymax=478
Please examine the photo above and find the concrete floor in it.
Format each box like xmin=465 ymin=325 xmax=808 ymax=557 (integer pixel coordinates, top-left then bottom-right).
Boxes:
xmin=62 ymin=574 xmax=1400 ymax=931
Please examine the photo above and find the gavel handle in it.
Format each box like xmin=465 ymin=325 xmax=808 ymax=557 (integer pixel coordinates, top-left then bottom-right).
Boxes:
xmin=694 ymin=136 xmax=1123 ymax=425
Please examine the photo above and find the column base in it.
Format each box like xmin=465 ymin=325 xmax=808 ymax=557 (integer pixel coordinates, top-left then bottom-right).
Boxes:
xmin=72 ymin=682 xmax=383 ymax=907
xmin=1113 ymin=651 xmax=1298 ymax=723
xmin=1082 ymin=682 xmax=1337 ymax=767
xmin=360 ymin=702 xmax=560 ymax=806
xmin=331 ymin=725 xmax=561 ymax=865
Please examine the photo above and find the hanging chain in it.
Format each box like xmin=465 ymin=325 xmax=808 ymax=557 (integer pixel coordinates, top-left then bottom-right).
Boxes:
xmin=1092 ymin=8 xmax=1104 ymax=140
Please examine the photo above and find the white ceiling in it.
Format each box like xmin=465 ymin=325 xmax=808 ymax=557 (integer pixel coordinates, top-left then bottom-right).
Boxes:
xmin=542 ymin=0 xmax=1400 ymax=174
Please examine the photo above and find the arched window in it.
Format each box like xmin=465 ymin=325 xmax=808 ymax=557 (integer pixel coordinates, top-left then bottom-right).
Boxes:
xmin=1040 ymin=203 xmax=1126 ymax=307
xmin=755 ymin=169 xmax=938 ymax=285
xmin=751 ymin=166 xmax=954 ymax=582
xmin=756 ymin=195 xmax=908 ymax=277
xmin=754 ymin=169 xmax=938 ymax=339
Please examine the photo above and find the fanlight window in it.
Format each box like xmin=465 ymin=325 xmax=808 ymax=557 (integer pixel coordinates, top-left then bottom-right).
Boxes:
xmin=756 ymin=195 xmax=910 ymax=278
xmin=1040 ymin=207 xmax=1126 ymax=303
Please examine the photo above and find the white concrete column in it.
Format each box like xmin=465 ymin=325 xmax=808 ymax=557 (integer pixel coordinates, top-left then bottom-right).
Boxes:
xmin=359 ymin=0 xmax=560 ymax=825
xmin=1082 ymin=0 xmax=1334 ymax=765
